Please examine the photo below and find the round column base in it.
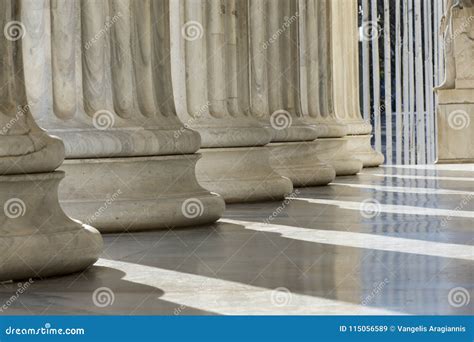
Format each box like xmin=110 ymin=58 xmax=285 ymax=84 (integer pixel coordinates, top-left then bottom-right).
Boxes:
xmin=59 ymin=155 xmax=225 ymax=233
xmin=313 ymin=138 xmax=363 ymax=176
xmin=0 ymin=172 xmax=102 ymax=281
xmin=345 ymin=135 xmax=385 ymax=167
xmin=196 ymin=147 xmax=294 ymax=203
xmin=268 ymin=141 xmax=336 ymax=187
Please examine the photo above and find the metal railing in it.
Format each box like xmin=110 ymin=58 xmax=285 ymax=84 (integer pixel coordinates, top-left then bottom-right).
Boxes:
xmin=359 ymin=0 xmax=445 ymax=165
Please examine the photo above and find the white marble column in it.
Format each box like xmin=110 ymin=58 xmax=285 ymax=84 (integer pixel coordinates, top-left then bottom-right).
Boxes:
xmin=22 ymin=0 xmax=225 ymax=232
xmin=171 ymin=0 xmax=293 ymax=202
xmin=248 ymin=0 xmax=336 ymax=186
xmin=298 ymin=0 xmax=363 ymax=175
xmin=0 ymin=0 xmax=102 ymax=281
xmin=331 ymin=0 xmax=384 ymax=167
xmin=436 ymin=0 xmax=474 ymax=163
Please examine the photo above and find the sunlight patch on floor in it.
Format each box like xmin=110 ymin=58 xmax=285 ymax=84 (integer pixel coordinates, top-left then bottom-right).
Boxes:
xmin=297 ymin=198 xmax=474 ymax=219
xmin=371 ymin=173 xmax=474 ymax=182
xmin=96 ymin=259 xmax=403 ymax=316
xmin=332 ymin=183 xmax=474 ymax=196
xmin=221 ymin=219 xmax=474 ymax=261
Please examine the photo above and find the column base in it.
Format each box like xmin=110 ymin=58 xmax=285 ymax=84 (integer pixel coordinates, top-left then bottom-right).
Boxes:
xmin=196 ymin=147 xmax=293 ymax=203
xmin=313 ymin=138 xmax=363 ymax=176
xmin=345 ymin=135 xmax=384 ymax=167
xmin=268 ymin=141 xmax=336 ymax=187
xmin=437 ymin=94 xmax=474 ymax=163
xmin=0 ymin=172 xmax=102 ymax=281
xmin=58 ymin=155 xmax=225 ymax=233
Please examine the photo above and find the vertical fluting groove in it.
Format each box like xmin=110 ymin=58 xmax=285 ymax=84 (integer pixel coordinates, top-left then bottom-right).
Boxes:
xmin=248 ymin=0 xmax=269 ymax=118
xmin=151 ymin=0 xmax=177 ymax=118
xmin=225 ymin=0 xmax=239 ymax=117
xmin=109 ymin=0 xmax=134 ymax=119
xmin=266 ymin=0 xmax=283 ymax=113
xmin=304 ymin=0 xmax=321 ymax=118
xmin=331 ymin=0 xmax=347 ymax=120
xmin=326 ymin=0 xmax=334 ymax=119
xmin=183 ymin=0 xmax=210 ymax=118
xmin=236 ymin=0 xmax=250 ymax=116
xmin=206 ymin=0 xmax=228 ymax=118
xmin=131 ymin=0 xmax=155 ymax=118
xmin=279 ymin=0 xmax=300 ymax=117
xmin=0 ymin=0 xmax=17 ymax=119
xmin=51 ymin=0 xmax=77 ymax=119
xmin=81 ymin=0 xmax=108 ymax=116
xmin=318 ymin=0 xmax=330 ymax=119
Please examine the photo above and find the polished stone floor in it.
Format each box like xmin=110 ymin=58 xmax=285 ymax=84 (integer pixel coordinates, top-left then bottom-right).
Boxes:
xmin=1 ymin=165 xmax=473 ymax=315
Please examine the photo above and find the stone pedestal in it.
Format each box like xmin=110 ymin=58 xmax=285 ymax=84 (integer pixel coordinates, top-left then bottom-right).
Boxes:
xmin=0 ymin=0 xmax=102 ymax=281
xmin=248 ymin=0 xmax=336 ymax=186
xmin=23 ymin=0 xmax=224 ymax=230
xmin=436 ymin=3 xmax=474 ymax=163
xmin=330 ymin=0 xmax=384 ymax=167
xmin=437 ymin=90 xmax=474 ymax=163
xmin=298 ymin=0 xmax=363 ymax=176
xmin=171 ymin=0 xmax=293 ymax=202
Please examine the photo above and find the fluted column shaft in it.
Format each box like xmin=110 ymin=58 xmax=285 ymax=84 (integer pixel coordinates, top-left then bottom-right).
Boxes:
xmin=330 ymin=0 xmax=384 ymax=167
xmin=298 ymin=0 xmax=362 ymax=175
xmin=0 ymin=0 xmax=102 ymax=281
xmin=171 ymin=0 xmax=293 ymax=202
xmin=23 ymin=0 xmax=224 ymax=232
xmin=248 ymin=0 xmax=335 ymax=186
xmin=26 ymin=0 xmax=198 ymax=158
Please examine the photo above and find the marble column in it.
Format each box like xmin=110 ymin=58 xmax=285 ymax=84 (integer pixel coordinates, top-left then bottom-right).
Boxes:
xmin=298 ymin=0 xmax=363 ymax=176
xmin=171 ymin=0 xmax=293 ymax=202
xmin=436 ymin=0 xmax=474 ymax=163
xmin=0 ymin=0 xmax=102 ymax=281
xmin=331 ymin=0 xmax=384 ymax=167
xmin=248 ymin=0 xmax=336 ymax=187
xmin=22 ymin=0 xmax=224 ymax=232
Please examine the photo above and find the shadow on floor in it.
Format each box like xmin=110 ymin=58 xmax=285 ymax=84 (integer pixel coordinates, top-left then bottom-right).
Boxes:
xmin=0 ymin=266 xmax=216 ymax=315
